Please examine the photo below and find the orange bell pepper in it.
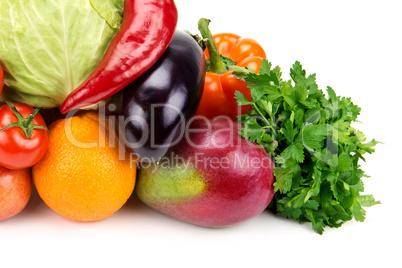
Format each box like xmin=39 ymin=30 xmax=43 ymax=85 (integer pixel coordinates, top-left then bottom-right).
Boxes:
xmin=195 ymin=19 xmax=266 ymax=121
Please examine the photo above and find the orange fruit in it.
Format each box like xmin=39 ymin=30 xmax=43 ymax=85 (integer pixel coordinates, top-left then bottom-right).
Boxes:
xmin=33 ymin=111 xmax=136 ymax=221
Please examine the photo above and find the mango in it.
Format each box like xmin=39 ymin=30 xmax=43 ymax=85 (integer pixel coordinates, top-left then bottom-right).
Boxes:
xmin=136 ymin=119 xmax=275 ymax=227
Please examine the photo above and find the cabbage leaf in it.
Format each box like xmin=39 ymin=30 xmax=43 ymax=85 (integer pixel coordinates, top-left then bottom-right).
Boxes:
xmin=0 ymin=0 xmax=124 ymax=108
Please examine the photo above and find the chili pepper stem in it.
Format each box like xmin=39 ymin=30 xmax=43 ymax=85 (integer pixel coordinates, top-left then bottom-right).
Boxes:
xmin=198 ymin=18 xmax=227 ymax=74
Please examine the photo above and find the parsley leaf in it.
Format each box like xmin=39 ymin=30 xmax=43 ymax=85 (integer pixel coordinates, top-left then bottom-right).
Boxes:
xmin=235 ymin=59 xmax=380 ymax=234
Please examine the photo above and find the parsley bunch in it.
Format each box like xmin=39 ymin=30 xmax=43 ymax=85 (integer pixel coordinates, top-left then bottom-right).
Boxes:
xmin=234 ymin=59 xmax=380 ymax=234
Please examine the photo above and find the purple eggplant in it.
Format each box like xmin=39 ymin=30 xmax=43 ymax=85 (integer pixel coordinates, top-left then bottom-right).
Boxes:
xmin=113 ymin=31 xmax=206 ymax=162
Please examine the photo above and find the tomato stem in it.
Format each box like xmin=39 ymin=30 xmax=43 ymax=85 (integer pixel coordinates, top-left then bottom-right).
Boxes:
xmin=198 ymin=18 xmax=227 ymax=74
xmin=0 ymin=101 xmax=49 ymax=139
xmin=25 ymin=108 xmax=41 ymax=127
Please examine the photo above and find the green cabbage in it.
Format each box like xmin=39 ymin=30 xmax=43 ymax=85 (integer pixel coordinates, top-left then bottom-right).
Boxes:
xmin=0 ymin=0 xmax=124 ymax=108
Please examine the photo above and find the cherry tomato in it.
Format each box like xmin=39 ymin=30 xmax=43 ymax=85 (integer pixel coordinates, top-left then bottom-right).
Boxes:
xmin=0 ymin=102 xmax=49 ymax=169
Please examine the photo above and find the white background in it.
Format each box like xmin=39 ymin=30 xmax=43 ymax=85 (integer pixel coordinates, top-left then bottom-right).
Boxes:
xmin=1 ymin=0 xmax=401 ymax=267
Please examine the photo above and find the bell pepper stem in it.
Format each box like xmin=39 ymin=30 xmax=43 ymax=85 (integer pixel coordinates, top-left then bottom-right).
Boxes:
xmin=198 ymin=18 xmax=227 ymax=74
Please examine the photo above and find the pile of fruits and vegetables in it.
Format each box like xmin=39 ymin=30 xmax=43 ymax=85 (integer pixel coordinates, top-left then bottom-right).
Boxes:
xmin=0 ymin=0 xmax=380 ymax=234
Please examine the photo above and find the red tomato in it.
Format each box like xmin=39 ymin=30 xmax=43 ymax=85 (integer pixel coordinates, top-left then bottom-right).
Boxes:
xmin=0 ymin=65 xmax=4 ymax=96
xmin=0 ymin=102 xmax=49 ymax=169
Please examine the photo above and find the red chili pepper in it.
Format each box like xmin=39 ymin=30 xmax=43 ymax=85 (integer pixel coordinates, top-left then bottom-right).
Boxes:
xmin=60 ymin=0 xmax=178 ymax=114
